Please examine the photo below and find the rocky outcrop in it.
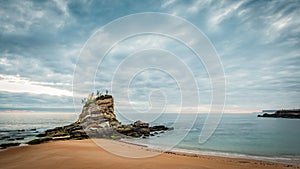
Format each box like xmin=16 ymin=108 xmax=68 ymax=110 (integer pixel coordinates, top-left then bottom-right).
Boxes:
xmin=78 ymin=95 xmax=172 ymax=138
xmin=28 ymin=122 xmax=89 ymax=145
xmin=116 ymin=121 xmax=150 ymax=137
xmin=29 ymin=94 xmax=172 ymax=144
xmin=258 ymin=109 xmax=300 ymax=119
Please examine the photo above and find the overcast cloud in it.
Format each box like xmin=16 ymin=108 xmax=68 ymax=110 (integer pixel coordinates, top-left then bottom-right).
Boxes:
xmin=0 ymin=0 xmax=299 ymax=113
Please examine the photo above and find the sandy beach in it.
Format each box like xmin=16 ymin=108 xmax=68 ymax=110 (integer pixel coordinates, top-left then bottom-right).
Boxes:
xmin=0 ymin=139 xmax=298 ymax=169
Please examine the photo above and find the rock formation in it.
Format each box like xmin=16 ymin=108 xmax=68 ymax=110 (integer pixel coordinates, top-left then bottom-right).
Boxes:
xmin=28 ymin=94 xmax=172 ymax=144
xmin=258 ymin=109 xmax=300 ymax=119
xmin=78 ymin=95 xmax=171 ymax=138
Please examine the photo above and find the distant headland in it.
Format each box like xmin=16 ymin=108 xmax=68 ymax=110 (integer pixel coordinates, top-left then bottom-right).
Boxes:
xmin=258 ymin=109 xmax=300 ymax=119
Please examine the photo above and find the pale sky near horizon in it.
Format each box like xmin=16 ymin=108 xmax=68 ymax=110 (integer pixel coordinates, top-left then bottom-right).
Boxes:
xmin=0 ymin=0 xmax=299 ymax=114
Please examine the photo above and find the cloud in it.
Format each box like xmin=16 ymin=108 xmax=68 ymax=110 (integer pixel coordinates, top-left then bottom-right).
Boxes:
xmin=261 ymin=1 xmax=300 ymax=43
xmin=207 ymin=1 xmax=246 ymax=31
xmin=0 ymin=91 xmax=75 ymax=111
xmin=53 ymin=0 xmax=70 ymax=18
xmin=0 ymin=1 xmax=74 ymax=35
xmin=0 ymin=0 xmax=299 ymax=113
xmin=161 ymin=0 xmax=212 ymax=16
xmin=0 ymin=58 xmax=11 ymax=67
xmin=161 ymin=0 xmax=177 ymax=8
xmin=0 ymin=74 xmax=72 ymax=96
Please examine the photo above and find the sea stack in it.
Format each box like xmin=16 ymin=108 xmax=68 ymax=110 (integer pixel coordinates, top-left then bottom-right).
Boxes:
xmin=79 ymin=94 xmax=171 ymax=138
xmin=30 ymin=94 xmax=171 ymax=144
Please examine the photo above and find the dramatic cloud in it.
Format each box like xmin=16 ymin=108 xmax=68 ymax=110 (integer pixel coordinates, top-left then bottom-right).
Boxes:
xmin=0 ymin=0 xmax=299 ymax=113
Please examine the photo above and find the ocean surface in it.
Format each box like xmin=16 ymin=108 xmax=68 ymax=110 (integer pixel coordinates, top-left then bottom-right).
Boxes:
xmin=0 ymin=112 xmax=78 ymax=145
xmin=0 ymin=112 xmax=299 ymax=165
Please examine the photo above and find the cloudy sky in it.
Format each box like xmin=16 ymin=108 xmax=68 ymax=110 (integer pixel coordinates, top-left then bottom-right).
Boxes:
xmin=0 ymin=0 xmax=299 ymax=114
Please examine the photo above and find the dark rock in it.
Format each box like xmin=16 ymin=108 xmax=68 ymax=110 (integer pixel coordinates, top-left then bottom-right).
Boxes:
xmin=1 ymin=136 xmax=10 ymax=139
xmin=27 ymin=137 xmax=52 ymax=145
xmin=139 ymin=128 xmax=150 ymax=135
xmin=109 ymin=121 xmax=121 ymax=127
xmin=133 ymin=120 xmax=149 ymax=128
xmin=150 ymin=125 xmax=169 ymax=132
xmin=127 ymin=132 xmax=142 ymax=137
xmin=70 ymin=130 xmax=89 ymax=139
xmin=15 ymin=137 xmax=24 ymax=140
xmin=0 ymin=142 xmax=21 ymax=149
xmin=36 ymin=133 xmax=47 ymax=137
xmin=258 ymin=109 xmax=300 ymax=119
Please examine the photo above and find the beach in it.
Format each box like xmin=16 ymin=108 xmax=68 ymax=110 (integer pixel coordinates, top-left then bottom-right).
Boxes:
xmin=0 ymin=139 xmax=298 ymax=169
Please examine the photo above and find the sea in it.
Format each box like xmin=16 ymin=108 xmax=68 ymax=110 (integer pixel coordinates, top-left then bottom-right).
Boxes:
xmin=0 ymin=112 xmax=299 ymax=165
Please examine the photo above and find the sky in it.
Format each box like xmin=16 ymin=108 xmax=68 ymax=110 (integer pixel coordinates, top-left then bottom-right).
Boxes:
xmin=0 ymin=0 xmax=299 ymax=114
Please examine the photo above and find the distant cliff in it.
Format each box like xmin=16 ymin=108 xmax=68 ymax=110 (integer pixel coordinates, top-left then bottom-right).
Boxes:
xmin=258 ymin=109 xmax=300 ymax=119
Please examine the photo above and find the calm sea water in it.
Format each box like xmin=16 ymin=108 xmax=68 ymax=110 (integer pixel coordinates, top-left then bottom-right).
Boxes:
xmin=118 ymin=113 xmax=300 ymax=165
xmin=0 ymin=112 xmax=78 ymax=144
xmin=0 ymin=112 xmax=299 ymax=165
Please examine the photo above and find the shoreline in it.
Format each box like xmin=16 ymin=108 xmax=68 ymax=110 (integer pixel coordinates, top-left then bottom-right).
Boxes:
xmin=169 ymin=146 xmax=300 ymax=166
xmin=119 ymin=138 xmax=300 ymax=166
xmin=0 ymin=139 xmax=299 ymax=169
